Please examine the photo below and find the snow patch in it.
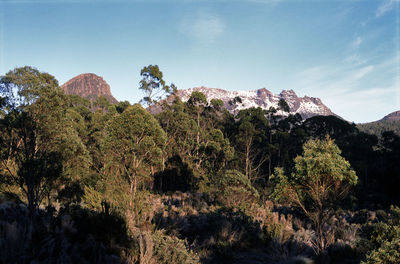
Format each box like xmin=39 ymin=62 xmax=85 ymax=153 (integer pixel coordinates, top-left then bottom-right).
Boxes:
xmin=177 ymin=87 xmax=333 ymax=119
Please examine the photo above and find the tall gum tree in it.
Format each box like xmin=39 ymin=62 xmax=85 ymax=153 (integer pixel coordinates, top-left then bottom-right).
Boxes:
xmin=0 ymin=66 xmax=89 ymax=216
xmin=103 ymin=104 xmax=166 ymax=211
xmin=139 ymin=64 xmax=176 ymax=106
xmin=234 ymin=107 xmax=269 ymax=183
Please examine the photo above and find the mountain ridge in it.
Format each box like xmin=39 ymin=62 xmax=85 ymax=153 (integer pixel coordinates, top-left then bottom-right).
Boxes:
xmin=177 ymin=86 xmax=336 ymax=119
xmin=357 ymin=110 xmax=400 ymax=136
xmin=381 ymin=110 xmax=400 ymax=122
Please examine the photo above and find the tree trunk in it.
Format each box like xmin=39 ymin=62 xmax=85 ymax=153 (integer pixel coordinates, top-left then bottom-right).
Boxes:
xmin=27 ymin=183 xmax=36 ymax=219
xmin=268 ymin=150 xmax=272 ymax=177
xmin=129 ymin=179 xmax=134 ymax=209
xmin=197 ymin=111 xmax=200 ymax=147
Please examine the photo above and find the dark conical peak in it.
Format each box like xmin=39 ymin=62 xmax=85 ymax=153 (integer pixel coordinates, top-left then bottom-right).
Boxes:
xmin=61 ymin=73 xmax=118 ymax=104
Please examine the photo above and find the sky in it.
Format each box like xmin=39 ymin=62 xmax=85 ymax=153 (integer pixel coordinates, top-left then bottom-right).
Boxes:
xmin=0 ymin=0 xmax=398 ymax=123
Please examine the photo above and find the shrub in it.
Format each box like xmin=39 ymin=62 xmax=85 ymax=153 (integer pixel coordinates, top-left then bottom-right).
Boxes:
xmin=152 ymin=230 xmax=200 ymax=264
xmin=216 ymin=169 xmax=259 ymax=208
xmin=362 ymin=238 xmax=400 ymax=264
xmin=359 ymin=206 xmax=400 ymax=264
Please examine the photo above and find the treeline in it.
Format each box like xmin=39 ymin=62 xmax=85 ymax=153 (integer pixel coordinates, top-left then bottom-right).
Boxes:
xmin=1 ymin=66 xmax=400 ymax=264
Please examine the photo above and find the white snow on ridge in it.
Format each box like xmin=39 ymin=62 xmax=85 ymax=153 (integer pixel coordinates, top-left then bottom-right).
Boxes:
xmin=297 ymin=101 xmax=322 ymax=113
xmin=177 ymin=87 xmax=335 ymax=119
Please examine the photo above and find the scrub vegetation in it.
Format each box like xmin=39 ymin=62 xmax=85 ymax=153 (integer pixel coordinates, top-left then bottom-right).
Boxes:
xmin=1 ymin=66 xmax=399 ymax=264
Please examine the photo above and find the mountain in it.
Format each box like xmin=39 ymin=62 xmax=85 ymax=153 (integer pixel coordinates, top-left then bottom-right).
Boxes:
xmin=381 ymin=110 xmax=400 ymax=121
xmin=61 ymin=73 xmax=118 ymax=104
xmin=177 ymin=86 xmax=335 ymax=119
xmin=358 ymin=110 xmax=400 ymax=136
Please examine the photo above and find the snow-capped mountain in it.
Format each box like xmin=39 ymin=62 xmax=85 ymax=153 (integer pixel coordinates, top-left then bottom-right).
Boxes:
xmin=177 ymin=86 xmax=335 ymax=119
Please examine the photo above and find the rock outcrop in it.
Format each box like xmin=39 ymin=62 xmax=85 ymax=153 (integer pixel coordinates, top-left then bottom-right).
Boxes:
xmin=61 ymin=73 xmax=118 ymax=104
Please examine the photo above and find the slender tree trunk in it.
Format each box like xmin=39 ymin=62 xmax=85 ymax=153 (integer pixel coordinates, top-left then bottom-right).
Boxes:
xmin=197 ymin=111 xmax=200 ymax=147
xmin=245 ymin=151 xmax=250 ymax=179
xmin=129 ymin=179 xmax=134 ymax=209
xmin=268 ymin=150 xmax=272 ymax=177
xmin=245 ymin=135 xmax=253 ymax=180
xmin=268 ymin=132 xmax=273 ymax=177
xmin=27 ymin=183 xmax=35 ymax=219
xmin=133 ymin=176 xmax=137 ymax=204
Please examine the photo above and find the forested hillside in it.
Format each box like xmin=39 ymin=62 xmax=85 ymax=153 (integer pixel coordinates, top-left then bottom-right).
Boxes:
xmin=1 ymin=66 xmax=399 ymax=264
xmin=358 ymin=114 xmax=400 ymax=137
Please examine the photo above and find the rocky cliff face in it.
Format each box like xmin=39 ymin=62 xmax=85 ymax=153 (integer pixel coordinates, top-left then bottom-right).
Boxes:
xmin=61 ymin=73 xmax=118 ymax=104
xmin=177 ymin=86 xmax=335 ymax=119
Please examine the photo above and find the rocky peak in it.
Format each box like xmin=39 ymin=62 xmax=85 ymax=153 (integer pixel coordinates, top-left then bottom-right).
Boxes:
xmin=61 ymin=73 xmax=118 ymax=104
xmin=279 ymin=89 xmax=297 ymax=97
xmin=177 ymin=86 xmax=336 ymax=119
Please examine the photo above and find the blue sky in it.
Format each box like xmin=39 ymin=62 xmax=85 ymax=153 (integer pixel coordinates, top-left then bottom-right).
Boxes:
xmin=0 ymin=0 xmax=398 ymax=123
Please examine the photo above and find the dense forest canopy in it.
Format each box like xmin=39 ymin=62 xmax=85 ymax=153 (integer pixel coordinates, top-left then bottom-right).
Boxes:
xmin=0 ymin=66 xmax=399 ymax=264
xmin=358 ymin=119 xmax=400 ymax=137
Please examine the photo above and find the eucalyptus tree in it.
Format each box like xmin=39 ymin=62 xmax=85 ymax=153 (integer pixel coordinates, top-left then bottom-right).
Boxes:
xmin=157 ymin=98 xmax=197 ymax=165
xmin=157 ymin=94 xmax=234 ymax=193
xmin=234 ymin=107 xmax=269 ymax=183
xmin=187 ymin=91 xmax=208 ymax=149
xmin=139 ymin=64 xmax=177 ymax=106
xmin=271 ymin=136 xmax=357 ymax=257
xmin=103 ymin=104 xmax=166 ymax=208
xmin=0 ymin=66 xmax=89 ymax=215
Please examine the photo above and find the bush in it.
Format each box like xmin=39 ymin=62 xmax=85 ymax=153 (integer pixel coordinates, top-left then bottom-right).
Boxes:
xmin=152 ymin=230 xmax=200 ymax=264
xmin=359 ymin=206 xmax=400 ymax=264
xmin=362 ymin=238 xmax=400 ymax=264
xmin=0 ymin=202 xmax=125 ymax=263
xmin=216 ymin=169 xmax=259 ymax=208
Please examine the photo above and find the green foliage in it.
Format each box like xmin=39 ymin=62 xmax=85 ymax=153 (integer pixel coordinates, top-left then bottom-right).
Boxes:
xmin=82 ymin=185 xmax=103 ymax=210
xmin=152 ymin=230 xmax=200 ymax=264
xmin=293 ymin=136 xmax=357 ymax=185
xmin=157 ymin=97 xmax=197 ymax=159
xmin=116 ymin=100 xmax=131 ymax=113
xmin=83 ymin=168 xmax=130 ymax=215
xmin=2 ymin=65 xmax=400 ymax=263
xmin=358 ymin=119 xmax=400 ymax=137
xmin=157 ymin=94 xmax=234 ymax=194
xmin=302 ymin=116 xmax=358 ymax=139
xmin=271 ymin=137 xmax=357 ymax=204
xmin=210 ymin=98 xmax=223 ymax=111
xmin=0 ymin=66 xmax=90 ymax=214
xmin=155 ymin=204 xmax=270 ymax=263
xmin=359 ymin=206 xmax=400 ymax=264
xmin=0 ymin=202 xmax=133 ymax=263
xmin=67 ymin=94 xmax=91 ymax=108
xmin=139 ymin=64 xmax=176 ymax=106
xmin=278 ymin=98 xmax=290 ymax=113
xmin=0 ymin=66 xmax=59 ymax=111
xmin=234 ymin=107 xmax=269 ymax=183
xmin=103 ymin=104 xmax=166 ymax=210
xmin=362 ymin=238 xmax=400 ymax=264
xmin=200 ymin=129 xmax=234 ymax=192
xmin=216 ymin=169 xmax=259 ymax=208
xmin=93 ymin=95 xmax=111 ymax=111
xmin=187 ymin=91 xmax=207 ymax=107
xmin=271 ymin=136 xmax=357 ymax=255
xmin=154 ymin=155 xmax=197 ymax=192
